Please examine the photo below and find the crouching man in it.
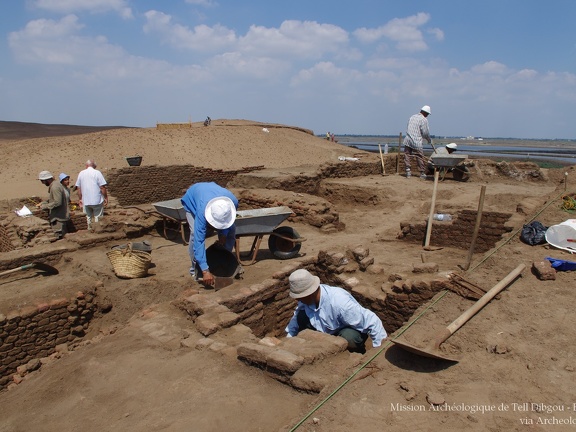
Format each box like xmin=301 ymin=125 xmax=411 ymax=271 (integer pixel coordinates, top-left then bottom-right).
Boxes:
xmin=285 ymin=269 xmax=387 ymax=353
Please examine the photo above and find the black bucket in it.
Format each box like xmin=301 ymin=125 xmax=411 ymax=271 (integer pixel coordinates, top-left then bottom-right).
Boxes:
xmin=126 ymin=156 xmax=142 ymax=166
xmin=195 ymin=244 xmax=242 ymax=278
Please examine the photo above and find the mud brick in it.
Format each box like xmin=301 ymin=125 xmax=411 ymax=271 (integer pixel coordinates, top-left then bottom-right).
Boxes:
xmin=532 ymin=261 xmax=556 ymax=281
xmin=237 ymin=343 xmax=274 ymax=366
xmin=182 ymin=294 xmax=220 ymax=316
xmin=19 ymin=306 xmax=37 ymax=320
xmin=49 ymin=298 xmax=69 ymax=309
xmin=195 ymin=314 xmax=221 ymax=336
xmin=266 ymin=349 xmax=304 ymax=373
xmin=290 ymin=368 xmax=328 ymax=394
xmin=412 ymin=262 xmax=439 ymax=274
xmin=0 ymin=313 xmax=5 ymax=325
xmin=217 ymin=311 xmax=240 ymax=329
xmin=293 ymin=329 xmax=348 ymax=350
xmin=358 ymin=256 xmax=374 ymax=271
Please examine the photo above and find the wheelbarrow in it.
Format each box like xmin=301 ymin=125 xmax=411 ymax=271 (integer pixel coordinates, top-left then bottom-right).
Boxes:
xmin=429 ymin=154 xmax=470 ymax=181
xmin=151 ymin=198 xmax=189 ymax=244
xmin=234 ymin=206 xmax=305 ymax=265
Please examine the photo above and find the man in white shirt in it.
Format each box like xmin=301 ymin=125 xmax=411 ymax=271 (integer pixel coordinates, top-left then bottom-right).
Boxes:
xmin=285 ymin=269 xmax=387 ymax=353
xmin=75 ymin=160 xmax=108 ymax=231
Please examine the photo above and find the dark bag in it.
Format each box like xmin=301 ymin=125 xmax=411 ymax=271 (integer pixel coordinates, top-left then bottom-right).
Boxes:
xmin=520 ymin=221 xmax=548 ymax=245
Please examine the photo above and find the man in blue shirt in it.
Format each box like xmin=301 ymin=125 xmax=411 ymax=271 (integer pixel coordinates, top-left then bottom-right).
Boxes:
xmin=181 ymin=182 xmax=238 ymax=287
xmin=403 ymin=105 xmax=432 ymax=179
xmin=285 ymin=269 xmax=387 ymax=353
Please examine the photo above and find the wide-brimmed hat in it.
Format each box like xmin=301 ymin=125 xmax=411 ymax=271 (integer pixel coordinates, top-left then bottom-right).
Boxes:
xmin=446 ymin=143 xmax=457 ymax=150
xmin=59 ymin=173 xmax=70 ymax=182
xmin=289 ymin=269 xmax=320 ymax=299
xmin=38 ymin=171 xmax=53 ymax=180
xmin=205 ymin=196 xmax=236 ymax=230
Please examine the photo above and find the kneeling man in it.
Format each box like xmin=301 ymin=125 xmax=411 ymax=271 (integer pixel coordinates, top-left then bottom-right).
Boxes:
xmin=285 ymin=269 xmax=387 ymax=353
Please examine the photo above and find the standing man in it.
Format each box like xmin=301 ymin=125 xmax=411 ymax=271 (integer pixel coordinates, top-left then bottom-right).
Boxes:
xmin=37 ymin=171 xmax=70 ymax=240
xmin=181 ymin=182 xmax=238 ymax=287
xmin=285 ymin=269 xmax=387 ymax=354
xmin=75 ymin=160 xmax=108 ymax=231
xmin=403 ymin=105 xmax=432 ymax=179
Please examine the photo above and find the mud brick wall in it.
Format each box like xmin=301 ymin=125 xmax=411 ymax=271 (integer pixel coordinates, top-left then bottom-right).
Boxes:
xmin=0 ymin=220 xmax=14 ymax=252
xmin=318 ymin=160 xmax=385 ymax=179
xmin=0 ymin=288 xmax=97 ymax=390
xmin=105 ymin=165 xmax=264 ymax=206
xmin=398 ymin=210 xmax=513 ymax=252
xmin=236 ymin=189 xmax=343 ymax=230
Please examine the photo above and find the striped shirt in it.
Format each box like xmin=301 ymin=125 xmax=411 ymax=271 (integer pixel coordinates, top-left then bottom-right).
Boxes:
xmin=403 ymin=113 xmax=431 ymax=150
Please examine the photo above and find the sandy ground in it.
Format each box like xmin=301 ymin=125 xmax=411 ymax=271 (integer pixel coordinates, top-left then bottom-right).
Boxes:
xmin=1 ymin=120 xmax=576 ymax=432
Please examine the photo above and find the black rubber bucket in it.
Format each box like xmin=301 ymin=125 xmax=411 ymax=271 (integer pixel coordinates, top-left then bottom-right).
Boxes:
xmin=195 ymin=244 xmax=242 ymax=278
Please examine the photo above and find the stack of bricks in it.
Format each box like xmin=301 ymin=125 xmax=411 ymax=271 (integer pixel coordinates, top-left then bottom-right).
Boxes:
xmin=0 ymin=287 xmax=98 ymax=389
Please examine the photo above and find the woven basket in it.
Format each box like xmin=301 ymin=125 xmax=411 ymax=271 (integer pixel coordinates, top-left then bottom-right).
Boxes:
xmin=106 ymin=243 xmax=152 ymax=279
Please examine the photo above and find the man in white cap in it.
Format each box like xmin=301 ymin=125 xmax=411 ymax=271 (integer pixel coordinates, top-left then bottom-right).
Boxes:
xmin=285 ymin=269 xmax=387 ymax=353
xmin=37 ymin=170 xmax=70 ymax=240
xmin=426 ymin=143 xmax=469 ymax=180
xmin=75 ymin=160 xmax=108 ymax=231
xmin=181 ymin=182 xmax=239 ymax=286
xmin=403 ymin=105 xmax=432 ymax=179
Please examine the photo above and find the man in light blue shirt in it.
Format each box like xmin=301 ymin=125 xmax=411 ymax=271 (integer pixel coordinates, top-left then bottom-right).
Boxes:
xmin=181 ymin=182 xmax=238 ymax=287
xmin=285 ymin=269 xmax=387 ymax=353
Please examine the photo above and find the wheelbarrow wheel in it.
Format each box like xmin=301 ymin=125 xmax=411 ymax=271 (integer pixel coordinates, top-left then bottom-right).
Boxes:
xmin=268 ymin=226 xmax=301 ymax=260
xmin=453 ymin=165 xmax=470 ymax=182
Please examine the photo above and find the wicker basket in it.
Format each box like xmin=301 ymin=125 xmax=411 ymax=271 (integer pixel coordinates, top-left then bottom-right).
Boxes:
xmin=106 ymin=243 xmax=152 ymax=278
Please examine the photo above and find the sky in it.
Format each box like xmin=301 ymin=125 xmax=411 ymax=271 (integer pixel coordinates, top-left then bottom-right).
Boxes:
xmin=0 ymin=1 xmax=575 ymax=139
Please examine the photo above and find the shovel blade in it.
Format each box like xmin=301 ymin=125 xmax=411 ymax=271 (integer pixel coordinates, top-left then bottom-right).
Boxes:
xmin=392 ymin=338 xmax=459 ymax=362
xmin=214 ymin=277 xmax=234 ymax=291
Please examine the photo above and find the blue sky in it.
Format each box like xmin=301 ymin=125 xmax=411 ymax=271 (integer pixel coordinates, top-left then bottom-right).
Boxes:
xmin=1 ymin=0 xmax=574 ymax=139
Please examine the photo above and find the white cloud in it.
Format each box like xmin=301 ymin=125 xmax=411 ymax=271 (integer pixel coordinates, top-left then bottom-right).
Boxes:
xmin=471 ymin=61 xmax=509 ymax=75
xmin=207 ymin=52 xmax=290 ymax=80
xmin=143 ymin=10 xmax=236 ymax=51
xmin=185 ymin=0 xmax=218 ymax=7
xmin=33 ymin=0 xmax=133 ymax=19
xmin=239 ymin=20 xmax=349 ymax=59
xmin=354 ymin=13 xmax=431 ymax=52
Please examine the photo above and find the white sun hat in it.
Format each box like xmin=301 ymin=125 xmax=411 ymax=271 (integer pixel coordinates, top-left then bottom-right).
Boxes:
xmin=446 ymin=143 xmax=457 ymax=149
xmin=289 ymin=269 xmax=321 ymax=299
xmin=38 ymin=170 xmax=53 ymax=180
xmin=204 ymin=196 xmax=236 ymax=230
xmin=421 ymin=105 xmax=431 ymax=114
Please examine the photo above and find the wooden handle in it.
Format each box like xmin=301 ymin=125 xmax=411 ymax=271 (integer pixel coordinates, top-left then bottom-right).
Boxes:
xmin=463 ymin=185 xmax=487 ymax=270
xmin=434 ymin=264 xmax=526 ymax=346
xmin=378 ymin=144 xmax=386 ymax=175
xmin=424 ymin=170 xmax=440 ymax=247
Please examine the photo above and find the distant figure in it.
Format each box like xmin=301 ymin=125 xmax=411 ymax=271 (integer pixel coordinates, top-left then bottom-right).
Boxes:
xmin=403 ymin=105 xmax=432 ymax=179
xmin=427 ymin=143 xmax=469 ymax=180
xmin=326 ymin=131 xmax=330 ymax=141
xmin=37 ymin=170 xmax=70 ymax=240
xmin=330 ymin=133 xmax=335 ymax=142
xmin=75 ymin=160 xmax=108 ymax=231
xmin=204 ymin=116 xmax=211 ymax=126
xmin=285 ymin=269 xmax=387 ymax=354
xmin=180 ymin=182 xmax=239 ymax=287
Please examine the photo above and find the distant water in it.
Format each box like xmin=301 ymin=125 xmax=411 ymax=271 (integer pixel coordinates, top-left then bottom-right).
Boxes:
xmin=334 ymin=136 xmax=576 ymax=166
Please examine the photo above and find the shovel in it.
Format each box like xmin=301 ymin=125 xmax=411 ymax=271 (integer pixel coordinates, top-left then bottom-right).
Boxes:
xmin=0 ymin=262 xmax=59 ymax=278
xmin=392 ymin=263 xmax=525 ymax=362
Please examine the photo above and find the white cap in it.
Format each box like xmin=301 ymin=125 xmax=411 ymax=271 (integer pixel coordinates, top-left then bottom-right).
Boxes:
xmin=446 ymin=143 xmax=457 ymax=149
xmin=205 ymin=197 xmax=236 ymax=230
xmin=38 ymin=171 xmax=53 ymax=180
xmin=421 ymin=105 xmax=431 ymax=114
xmin=289 ymin=269 xmax=321 ymax=299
